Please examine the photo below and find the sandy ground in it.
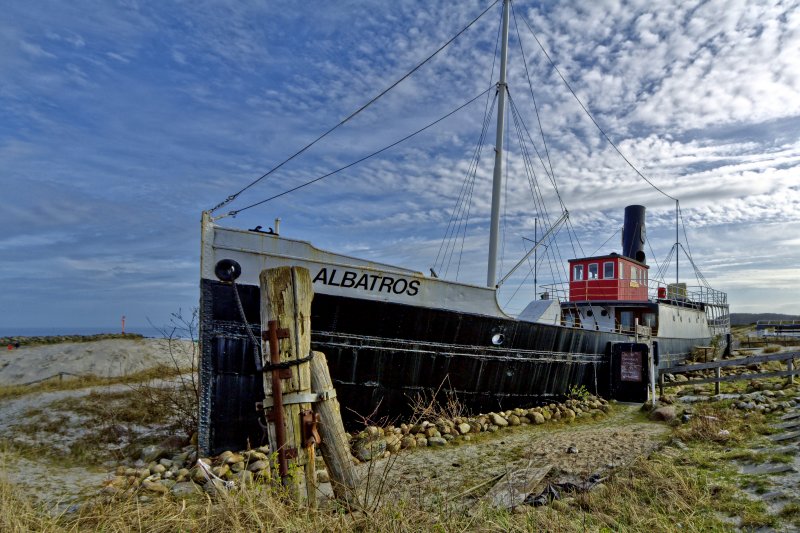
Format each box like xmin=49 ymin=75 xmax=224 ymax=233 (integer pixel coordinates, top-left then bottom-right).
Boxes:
xmin=0 ymin=338 xmax=194 ymax=386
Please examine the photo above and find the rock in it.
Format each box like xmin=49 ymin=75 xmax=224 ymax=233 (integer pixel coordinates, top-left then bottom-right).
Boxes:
xmin=170 ymin=482 xmax=198 ymax=497
xmin=244 ymin=450 xmax=268 ymax=462
xmin=366 ymin=426 xmax=382 ymax=438
xmin=247 ymin=460 xmax=268 ymax=473
xmin=211 ymin=465 xmax=229 ymax=478
xmin=218 ymin=451 xmax=234 ymax=463
xmin=487 ymin=424 xmax=499 ymax=433
xmin=424 ymin=427 xmax=441 ymax=439
xmin=190 ymin=467 xmax=207 ymax=484
xmin=401 ymin=436 xmax=417 ymax=449
xmin=142 ymin=479 xmax=168 ymax=494
xmin=490 ymin=413 xmax=508 ymax=427
xmin=151 ymin=464 xmax=166 ymax=475
xmin=518 ymin=416 xmax=531 ymax=424
xmin=428 ymin=437 xmax=447 ymax=446
xmin=230 ymin=461 xmax=245 ymax=473
xmin=566 ymin=445 xmax=578 ymax=454
xmin=353 ymin=438 xmax=387 ymax=462
xmin=159 ymin=479 xmax=176 ymax=490
xmin=508 ymin=415 xmax=521 ymax=426
xmin=386 ymin=434 xmax=402 ymax=453
xmin=159 ymin=458 xmax=173 ymax=468
xmin=563 ymin=409 xmax=576 ymax=421
xmin=649 ymin=406 xmax=676 ymax=422
xmin=204 ymin=478 xmax=229 ymax=496
xmin=224 ymin=453 xmax=245 ymax=465
xmin=415 ymin=436 xmax=428 ymax=447
xmin=140 ymin=445 xmax=168 ymax=463
xmin=317 ymin=470 xmax=330 ymax=484
xmin=674 ymin=374 xmax=689 ymax=382
xmin=458 ymin=423 xmax=472 ymax=435
xmin=532 ymin=412 xmax=545 ymax=425
xmin=237 ymin=470 xmax=254 ymax=485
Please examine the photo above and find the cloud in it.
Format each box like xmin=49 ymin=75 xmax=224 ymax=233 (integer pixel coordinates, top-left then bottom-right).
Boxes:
xmin=1 ymin=0 xmax=799 ymax=326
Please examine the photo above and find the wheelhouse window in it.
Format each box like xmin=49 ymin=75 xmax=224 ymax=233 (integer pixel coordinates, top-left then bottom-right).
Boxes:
xmin=588 ymin=263 xmax=598 ymax=280
xmin=631 ymin=266 xmax=639 ymax=282
xmin=573 ymin=264 xmax=584 ymax=281
xmin=603 ymin=261 xmax=614 ymax=279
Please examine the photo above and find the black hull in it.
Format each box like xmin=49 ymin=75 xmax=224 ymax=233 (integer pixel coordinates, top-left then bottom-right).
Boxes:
xmin=199 ymin=279 xmax=707 ymax=454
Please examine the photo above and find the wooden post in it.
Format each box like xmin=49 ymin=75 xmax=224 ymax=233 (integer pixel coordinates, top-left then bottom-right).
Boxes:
xmin=260 ymin=267 xmax=314 ymax=505
xmin=310 ymin=350 xmax=359 ymax=507
xmin=715 ymin=365 xmax=721 ymax=395
xmin=789 ymin=358 xmax=795 ymax=385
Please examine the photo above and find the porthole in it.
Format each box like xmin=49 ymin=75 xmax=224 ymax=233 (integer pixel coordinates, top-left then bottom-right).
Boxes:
xmin=492 ymin=333 xmax=505 ymax=345
xmin=586 ymin=310 xmax=594 ymax=317
xmin=600 ymin=310 xmax=608 ymax=317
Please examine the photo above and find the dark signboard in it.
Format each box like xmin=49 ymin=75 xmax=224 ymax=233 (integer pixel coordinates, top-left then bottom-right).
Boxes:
xmin=620 ymin=351 xmax=643 ymax=382
xmin=609 ymin=343 xmax=649 ymax=403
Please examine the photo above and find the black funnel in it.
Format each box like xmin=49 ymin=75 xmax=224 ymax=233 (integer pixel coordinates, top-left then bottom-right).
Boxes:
xmin=622 ymin=205 xmax=646 ymax=264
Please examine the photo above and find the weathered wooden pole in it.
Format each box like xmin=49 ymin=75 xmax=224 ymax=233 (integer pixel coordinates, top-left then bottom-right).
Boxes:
xmin=260 ymin=266 xmax=314 ymax=505
xmin=310 ymin=350 xmax=359 ymax=506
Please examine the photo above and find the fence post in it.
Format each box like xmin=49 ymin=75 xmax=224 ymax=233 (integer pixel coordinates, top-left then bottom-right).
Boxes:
xmin=260 ymin=266 xmax=315 ymax=505
xmin=789 ymin=358 xmax=795 ymax=386
xmin=715 ymin=365 xmax=721 ymax=395
xmin=310 ymin=350 xmax=359 ymax=506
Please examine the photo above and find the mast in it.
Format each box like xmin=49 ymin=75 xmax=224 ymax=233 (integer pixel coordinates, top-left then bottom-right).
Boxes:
xmin=675 ymin=199 xmax=679 ymax=285
xmin=487 ymin=0 xmax=510 ymax=287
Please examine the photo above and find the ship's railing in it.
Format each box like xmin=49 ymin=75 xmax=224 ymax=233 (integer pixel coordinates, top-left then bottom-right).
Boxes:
xmin=540 ymin=278 xmax=730 ymax=335
xmin=539 ymin=279 xmax=727 ymax=306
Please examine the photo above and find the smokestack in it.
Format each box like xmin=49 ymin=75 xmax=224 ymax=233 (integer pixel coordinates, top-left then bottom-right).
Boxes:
xmin=621 ymin=205 xmax=646 ymax=264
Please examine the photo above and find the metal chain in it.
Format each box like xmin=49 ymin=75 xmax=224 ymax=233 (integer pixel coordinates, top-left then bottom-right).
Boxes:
xmin=230 ymin=275 xmax=263 ymax=371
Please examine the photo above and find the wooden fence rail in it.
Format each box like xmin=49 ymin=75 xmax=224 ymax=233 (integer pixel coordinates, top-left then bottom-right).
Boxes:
xmin=659 ymin=351 xmax=800 ymax=396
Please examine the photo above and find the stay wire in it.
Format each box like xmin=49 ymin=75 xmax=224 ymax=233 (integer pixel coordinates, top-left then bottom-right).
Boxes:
xmin=209 ymin=0 xmax=501 ymax=214
xmin=508 ymin=94 xmax=571 ymax=286
xmin=517 ymin=13 xmax=678 ymax=203
xmin=590 ymin=227 xmax=620 ymax=257
xmin=440 ymin=93 xmax=497 ymax=277
xmin=510 ymin=2 xmax=560 ymax=208
xmin=441 ymin=11 xmax=502 ymax=278
xmin=509 ymin=99 xmax=571 ymax=293
xmin=227 ymin=87 xmax=494 ymax=217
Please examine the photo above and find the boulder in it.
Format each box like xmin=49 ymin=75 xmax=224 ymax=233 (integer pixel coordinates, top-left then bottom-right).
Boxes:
xmin=457 ymin=423 xmax=472 ymax=435
xmin=169 ymin=481 xmax=200 ymax=498
xmin=489 ymin=413 xmax=509 ymax=427
xmin=649 ymin=405 xmax=676 ymax=422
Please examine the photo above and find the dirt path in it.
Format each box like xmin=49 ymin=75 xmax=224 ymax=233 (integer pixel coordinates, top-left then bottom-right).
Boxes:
xmin=360 ymin=405 xmax=667 ymax=504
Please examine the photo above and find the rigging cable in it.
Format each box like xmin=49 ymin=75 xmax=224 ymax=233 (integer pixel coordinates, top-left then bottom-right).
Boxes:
xmin=517 ymin=13 xmax=678 ymax=203
xmin=438 ymin=93 xmax=497 ymax=277
xmin=209 ymin=0 xmax=501 ymax=214
xmin=225 ymin=87 xmax=494 ymax=217
xmin=507 ymin=92 xmax=572 ymax=287
xmin=589 ymin=227 xmax=620 ymax=257
xmin=454 ymin=10 xmax=504 ymax=279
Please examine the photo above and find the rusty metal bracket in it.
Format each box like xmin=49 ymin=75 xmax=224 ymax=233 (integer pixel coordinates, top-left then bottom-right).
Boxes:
xmin=301 ymin=409 xmax=321 ymax=448
xmin=262 ymin=328 xmax=289 ymax=341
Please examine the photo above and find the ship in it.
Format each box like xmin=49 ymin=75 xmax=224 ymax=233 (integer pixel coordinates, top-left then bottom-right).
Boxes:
xmin=197 ymin=1 xmax=730 ymax=454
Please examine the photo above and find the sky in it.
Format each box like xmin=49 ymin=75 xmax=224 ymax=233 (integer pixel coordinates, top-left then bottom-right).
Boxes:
xmin=2 ymin=0 xmax=799 ymax=330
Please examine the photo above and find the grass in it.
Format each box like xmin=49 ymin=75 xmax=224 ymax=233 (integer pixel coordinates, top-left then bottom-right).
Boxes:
xmin=0 ymin=446 xmax=772 ymax=533
xmin=0 ymin=364 xmax=186 ymax=401
xmin=0 ymin=333 xmax=145 ymax=347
